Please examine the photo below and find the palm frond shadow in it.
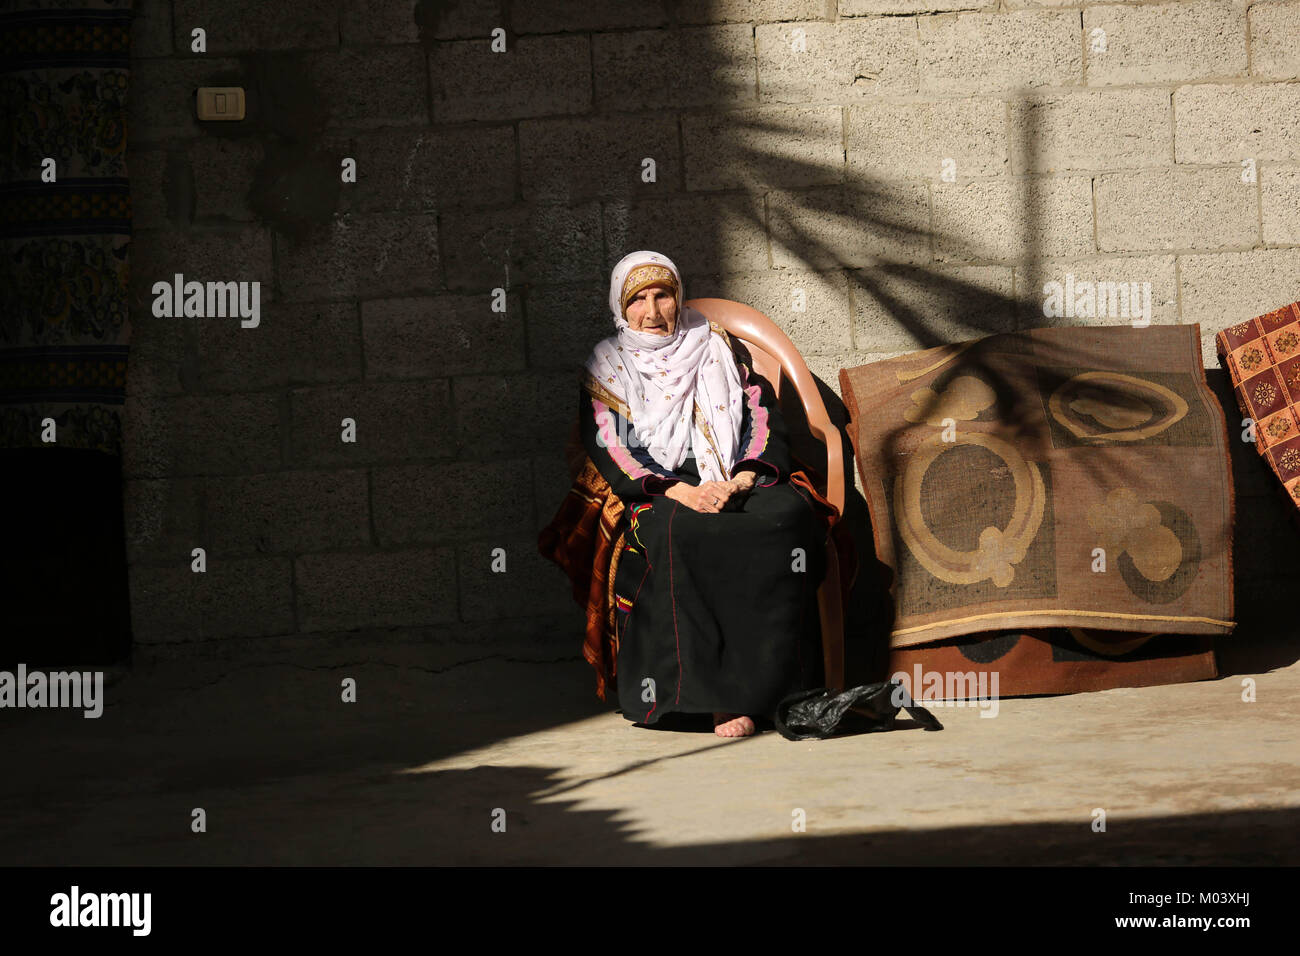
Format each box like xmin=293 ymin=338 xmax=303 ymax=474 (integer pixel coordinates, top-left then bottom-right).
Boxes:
xmin=650 ymin=91 xmax=1241 ymax=682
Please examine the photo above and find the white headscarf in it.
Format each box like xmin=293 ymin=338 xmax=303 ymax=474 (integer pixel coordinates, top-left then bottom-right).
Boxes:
xmin=584 ymin=250 xmax=745 ymax=482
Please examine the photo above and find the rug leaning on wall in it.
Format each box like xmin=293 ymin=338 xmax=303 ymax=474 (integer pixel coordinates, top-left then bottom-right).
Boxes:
xmin=1216 ymin=299 xmax=1300 ymax=531
xmin=839 ymin=325 xmax=1235 ymax=696
xmin=0 ymin=0 xmax=133 ymax=664
xmin=885 ymin=629 xmax=1218 ymax=698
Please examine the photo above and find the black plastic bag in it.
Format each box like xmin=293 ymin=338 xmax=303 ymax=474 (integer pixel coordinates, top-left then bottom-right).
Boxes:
xmin=774 ymin=678 xmax=943 ymax=740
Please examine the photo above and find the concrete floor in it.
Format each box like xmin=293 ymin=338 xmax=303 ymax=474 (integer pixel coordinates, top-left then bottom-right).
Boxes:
xmin=2 ymin=634 xmax=1297 ymax=866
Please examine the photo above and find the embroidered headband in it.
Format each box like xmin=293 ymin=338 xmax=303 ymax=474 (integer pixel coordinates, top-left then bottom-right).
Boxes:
xmin=620 ymin=264 xmax=679 ymax=318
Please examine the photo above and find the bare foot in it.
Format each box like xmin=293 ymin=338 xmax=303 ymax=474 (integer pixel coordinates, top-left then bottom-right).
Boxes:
xmin=713 ymin=712 xmax=756 ymax=737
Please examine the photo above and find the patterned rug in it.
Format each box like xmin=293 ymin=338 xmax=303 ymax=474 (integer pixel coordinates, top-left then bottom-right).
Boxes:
xmin=886 ymin=629 xmax=1216 ymax=699
xmin=0 ymin=0 xmax=132 ymax=454
xmin=839 ymin=325 xmax=1235 ymax=651
xmin=1216 ymin=300 xmax=1300 ymax=521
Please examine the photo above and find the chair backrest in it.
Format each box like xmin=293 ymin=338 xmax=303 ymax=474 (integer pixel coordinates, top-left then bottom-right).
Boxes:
xmin=685 ymin=297 xmax=845 ymax=518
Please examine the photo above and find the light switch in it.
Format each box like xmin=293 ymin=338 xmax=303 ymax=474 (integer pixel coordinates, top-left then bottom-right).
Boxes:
xmin=196 ymin=87 xmax=245 ymax=121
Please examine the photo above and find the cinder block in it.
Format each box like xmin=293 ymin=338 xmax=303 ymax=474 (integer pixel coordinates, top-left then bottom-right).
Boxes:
xmin=534 ymin=452 xmax=576 ymax=531
xmin=520 ymin=115 xmax=680 ymax=202
xmin=931 ymin=176 xmax=1095 ymax=262
xmin=132 ymin=0 xmax=172 ymax=57
xmin=276 ymin=212 xmax=441 ymax=301
xmin=237 ymin=137 xmax=349 ymax=229
xmin=847 ymin=97 xmax=1007 ymax=180
xmin=458 ymin=536 xmax=575 ymax=620
xmin=206 ymin=470 xmax=370 ymax=555
xmin=768 ymin=181 xmax=933 ymax=268
xmin=372 ymin=459 xmax=534 ymax=546
xmin=129 ymin=226 xmax=274 ymax=315
xmin=123 ymin=478 xmax=203 ymax=565
xmin=756 ymin=18 xmax=919 ymax=102
xmin=440 ymin=203 xmax=604 ymax=290
xmin=513 ymin=0 xmax=668 ymax=32
xmin=689 ymin=270 xmax=854 ymax=353
xmin=341 ymin=0 xmax=421 ymax=44
xmin=362 ymin=294 xmax=526 ymax=379
xmin=851 ymin=264 xmax=1017 ymax=351
xmin=122 ymin=392 xmax=281 ymax=479
xmin=1178 ymin=248 xmax=1300 ymax=335
xmin=187 ymin=137 xmax=262 ymax=221
xmin=295 ymin=549 xmax=457 ymax=632
xmin=524 ymin=283 xmax=613 ymax=371
xmin=430 ymin=35 xmax=591 ymax=122
xmin=195 ymin=301 xmax=361 ymax=392
xmin=1262 ymin=165 xmax=1300 ymax=245
xmin=128 ymin=556 xmax=294 ymax=642
xmin=127 ymin=58 xmax=242 ymax=143
xmin=1175 ymin=83 xmax=1300 ymax=163
xmin=603 ymin=194 xmax=769 ymax=275
xmin=125 ymin=342 xmax=187 ymax=398
xmin=128 ymin=150 xmax=171 ymax=228
xmin=402 ymin=613 xmax=582 ymax=654
xmin=802 ymin=350 xmax=883 ymax=390
xmin=1096 ymin=167 xmax=1257 ymax=252
xmin=678 ymin=0 xmax=836 ymax=21
xmin=126 ymin=278 xmax=189 ymax=356
xmin=1084 ymin=2 xmax=1247 ymax=86
xmin=918 ymin=11 xmax=1081 ymax=95
xmin=1016 ymin=255 xmax=1179 ymax=329
xmin=341 ymin=0 xmax=504 ymax=44
xmin=454 ymin=372 xmax=581 ymax=458
xmin=306 ymin=46 xmax=428 ymax=129
xmin=1249 ymin=1 xmax=1300 ymax=79
xmin=225 ymin=52 xmax=335 ymax=144
xmin=593 ymin=25 xmax=756 ymax=109
xmin=843 ymin=0 xmax=989 ymax=13
xmin=1009 ymin=89 xmax=1170 ymax=174
xmin=173 ymin=1 xmax=337 ymax=53
xmin=126 ymin=290 xmax=189 ymax=398
xmin=336 ymin=126 xmax=517 ymax=214
xmin=683 ymin=107 xmax=845 ymax=190
xmin=288 ymin=380 xmax=455 ymax=466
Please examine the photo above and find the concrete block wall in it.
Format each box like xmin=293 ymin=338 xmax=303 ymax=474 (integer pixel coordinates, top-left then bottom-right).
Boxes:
xmin=124 ymin=0 xmax=1300 ymax=653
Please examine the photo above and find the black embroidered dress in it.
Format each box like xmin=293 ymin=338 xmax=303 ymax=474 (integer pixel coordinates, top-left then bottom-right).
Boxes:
xmin=579 ymin=326 xmax=826 ymax=726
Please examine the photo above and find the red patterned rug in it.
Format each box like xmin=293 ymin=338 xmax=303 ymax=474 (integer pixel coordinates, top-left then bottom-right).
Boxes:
xmin=1216 ymin=300 xmax=1300 ymax=524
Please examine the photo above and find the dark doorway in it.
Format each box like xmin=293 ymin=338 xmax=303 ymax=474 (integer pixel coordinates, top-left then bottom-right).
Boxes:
xmin=0 ymin=447 xmax=132 ymax=667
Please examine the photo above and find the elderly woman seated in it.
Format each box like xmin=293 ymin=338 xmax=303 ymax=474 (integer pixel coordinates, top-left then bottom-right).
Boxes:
xmin=580 ymin=250 xmax=826 ymax=738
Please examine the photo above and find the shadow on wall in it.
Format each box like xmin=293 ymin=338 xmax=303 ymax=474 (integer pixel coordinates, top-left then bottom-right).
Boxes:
xmin=566 ymin=64 xmax=1298 ymax=682
xmin=122 ymin=1 xmax=1298 ymax=738
xmin=403 ymin=4 xmax=1299 ymax=687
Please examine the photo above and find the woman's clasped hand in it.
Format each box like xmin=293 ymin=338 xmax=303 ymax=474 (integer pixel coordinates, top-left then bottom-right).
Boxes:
xmin=664 ymin=471 xmax=757 ymax=513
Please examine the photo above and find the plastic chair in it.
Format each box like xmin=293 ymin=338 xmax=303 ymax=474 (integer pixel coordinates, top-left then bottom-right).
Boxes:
xmin=686 ymin=297 xmax=847 ymax=692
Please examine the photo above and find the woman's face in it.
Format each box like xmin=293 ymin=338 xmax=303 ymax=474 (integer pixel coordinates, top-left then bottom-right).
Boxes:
xmin=625 ymin=282 xmax=677 ymax=336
